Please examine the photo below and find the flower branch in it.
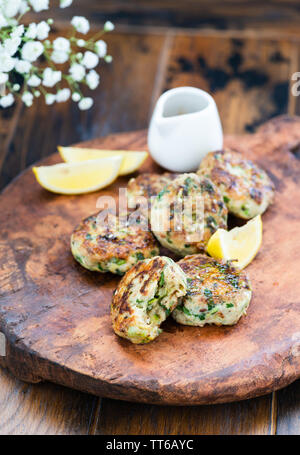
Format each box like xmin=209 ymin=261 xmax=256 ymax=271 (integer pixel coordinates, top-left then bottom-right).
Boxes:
xmin=0 ymin=0 xmax=114 ymax=110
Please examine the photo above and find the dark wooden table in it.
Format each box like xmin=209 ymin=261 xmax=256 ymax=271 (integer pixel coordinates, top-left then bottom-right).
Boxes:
xmin=0 ymin=1 xmax=299 ymax=435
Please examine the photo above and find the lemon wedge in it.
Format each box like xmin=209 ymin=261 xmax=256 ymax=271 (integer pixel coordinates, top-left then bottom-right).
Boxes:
xmin=206 ymin=215 xmax=262 ymax=270
xmin=32 ymin=156 xmax=122 ymax=195
xmin=58 ymin=146 xmax=148 ymax=176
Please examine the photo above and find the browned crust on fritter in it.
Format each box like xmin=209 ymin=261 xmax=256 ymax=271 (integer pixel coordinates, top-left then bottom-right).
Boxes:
xmin=111 ymin=257 xmax=168 ymax=341
xmin=127 ymin=172 xmax=179 ymax=200
xmin=178 ymin=254 xmax=251 ymax=293
xmin=72 ymin=213 xmax=158 ymax=262
xmin=111 ymin=257 xmax=164 ymax=317
xmin=199 ymin=149 xmax=275 ymax=205
xmin=178 ymin=254 xmax=215 ymax=271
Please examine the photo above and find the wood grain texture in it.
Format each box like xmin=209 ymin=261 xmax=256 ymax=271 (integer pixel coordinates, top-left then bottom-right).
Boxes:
xmin=163 ymin=35 xmax=294 ymax=134
xmin=97 ymin=395 xmax=273 ymax=435
xmin=0 ymin=116 xmax=300 ymax=407
xmin=0 ymin=366 xmax=97 ymax=435
xmin=26 ymin=0 xmax=300 ymax=37
xmin=276 ymin=381 xmax=300 ymax=435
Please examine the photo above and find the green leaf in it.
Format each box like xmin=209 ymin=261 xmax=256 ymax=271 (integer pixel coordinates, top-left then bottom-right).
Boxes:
xmin=241 ymin=205 xmax=250 ymax=216
xmin=157 ymin=187 xmax=169 ymax=200
xmin=111 ymin=257 xmax=126 ymax=265
xmin=177 ymin=305 xmax=206 ymax=320
xmin=159 ymin=271 xmax=165 ymax=287
xmin=204 ymin=288 xmax=212 ymax=298
xmin=75 ymin=255 xmax=83 ymax=265
xmin=201 ymin=180 xmax=215 ymax=194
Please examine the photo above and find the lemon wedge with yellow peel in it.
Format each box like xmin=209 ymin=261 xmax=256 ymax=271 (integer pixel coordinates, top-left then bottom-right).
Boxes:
xmin=206 ymin=215 xmax=262 ymax=270
xmin=32 ymin=156 xmax=122 ymax=195
xmin=58 ymin=146 xmax=148 ymax=176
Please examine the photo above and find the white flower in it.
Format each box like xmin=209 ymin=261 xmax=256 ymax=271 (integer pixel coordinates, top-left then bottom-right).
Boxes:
xmin=0 ymin=52 xmax=15 ymax=72
xmin=0 ymin=72 xmax=8 ymax=84
xmin=51 ymin=50 xmax=69 ymax=64
xmin=71 ymin=16 xmax=90 ymax=34
xmin=42 ymin=67 xmax=62 ymax=87
xmin=78 ymin=97 xmax=93 ymax=110
xmin=104 ymin=21 xmax=114 ymax=32
xmin=36 ymin=21 xmax=50 ymax=40
xmin=15 ymin=59 xmax=31 ymax=73
xmin=25 ymin=23 xmax=37 ymax=39
xmin=56 ymin=88 xmax=71 ymax=102
xmin=11 ymin=25 xmax=24 ymax=39
xmin=28 ymin=74 xmax=41 ymax=87
xmin=13 ymin=83 xmax=20 ymax=91
xmin=0 ymin=93 xmax=14 ymax=108
xmin=53 ymin=37 xmax=70 ymax=52
xmin=0 ymin=13 xmax=8 ymax=29
xmin=72 ymin=92 xmax=81 ymax=102
xmin=3 ymin=37 xmax=21 ymax=56
xmin=22 ymin=91 xmax=34 ymax=107
xmin=60 ymin=0 xmax=72 ymax=7
xmin=29 ymin=0 xmax=49 ymax=12
xmin=19 ymin=1 xmax=29 ymax=15
xmin=95 ymin=40 xmax=107 ymax=58
xmin=1 ymin=0 xmax=22 ymax=18
xmin=69 ymin=63 xmax=85 ymax=82
xmin=81 ymin=51 xmax=99 ymax=69
xmin=21 ymin=41 xmax=44 ymax=62
xmin=77 ymin=39 xmax=85 ymax=47
xmin=86 ymin=70 xmax=100 ymax=90
xmin=45 ymin=93 xmax=56 ymax=105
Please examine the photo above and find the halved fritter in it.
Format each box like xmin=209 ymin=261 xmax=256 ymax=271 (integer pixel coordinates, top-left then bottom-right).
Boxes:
xmin=151 ymin=173 xmax=228 ymax=256
xmin=111 ymin=256 xmax=187 ymax=344
xmin=198 ymin=149 xmax=275 ymax=219
xmin=172 ymin=254 xmax=252 ymax=326
xmin=71 ymin=212 xmax=160 ymax=275
xmin=127 ymin=172 xmax=178 ymax=212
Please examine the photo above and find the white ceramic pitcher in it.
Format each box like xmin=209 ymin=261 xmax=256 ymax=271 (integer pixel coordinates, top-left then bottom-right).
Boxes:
xmin=148 ymin=87 xmax=223 ymax=172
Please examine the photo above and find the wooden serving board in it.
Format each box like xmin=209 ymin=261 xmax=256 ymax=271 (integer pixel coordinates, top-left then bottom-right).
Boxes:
xmin=0 ymin=115 xmax=300 ymax=405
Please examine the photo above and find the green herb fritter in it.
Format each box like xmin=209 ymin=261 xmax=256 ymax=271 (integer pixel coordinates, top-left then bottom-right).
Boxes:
xmin=111 ymin=256 xmax=187 ymax=344
xmin=198 ymin=149 xmax=275 ymax=219
xmin=172 ymin=254 xmax=252 ymax=326
xmin=151 ymin=173 xmax=228 ymax=256
xmin=71 ymin=213 xmax=159 ymax=275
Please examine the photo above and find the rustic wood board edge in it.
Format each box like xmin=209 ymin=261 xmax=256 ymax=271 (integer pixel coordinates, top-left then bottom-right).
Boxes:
xmin=1 ymin=337 xmax=300 ymax=406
